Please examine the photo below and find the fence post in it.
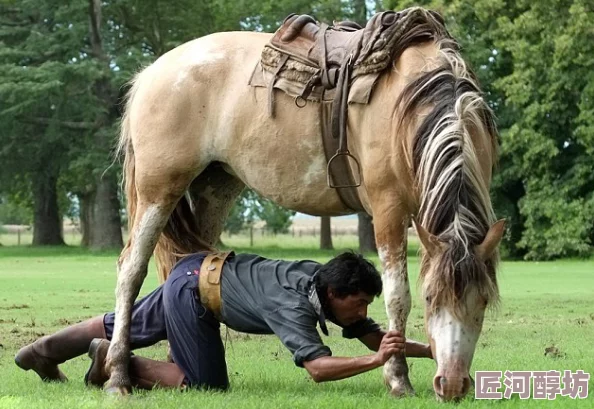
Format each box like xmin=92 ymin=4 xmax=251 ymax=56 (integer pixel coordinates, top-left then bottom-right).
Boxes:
xmin=17 ymin=229 xmax=21 ymax=246
xmin=250 ymin=226 xmax=254 ymax=247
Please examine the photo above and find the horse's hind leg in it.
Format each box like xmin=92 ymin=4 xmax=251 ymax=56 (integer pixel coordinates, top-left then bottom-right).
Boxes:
xmin=104 ymin=163 xmax=199 ymax=395
xmin=157 ymin=164 xmax=244 ymax=364
xmin=187 ymin=163 xmax=246 ymax=246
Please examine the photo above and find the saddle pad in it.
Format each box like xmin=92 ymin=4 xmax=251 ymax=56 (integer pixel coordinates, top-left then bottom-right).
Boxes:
xmin=248 ymin=61 xmax=381 ymax=105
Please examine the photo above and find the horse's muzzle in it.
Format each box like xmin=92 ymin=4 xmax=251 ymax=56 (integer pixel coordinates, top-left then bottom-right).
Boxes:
xmin=433 ymin=374 xmax=471 ymax=401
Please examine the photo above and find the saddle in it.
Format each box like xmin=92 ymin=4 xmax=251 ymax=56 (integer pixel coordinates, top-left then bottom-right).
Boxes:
xmin=250 ymin=8 xmax=450 ymax=211
xmin=271 ymin=15 xmax=367 ymax=91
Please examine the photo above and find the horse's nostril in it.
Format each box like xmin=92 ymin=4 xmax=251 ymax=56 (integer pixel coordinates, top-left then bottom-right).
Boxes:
xmin=433 ymin=375 xmax=471 ymax=400
xmin=433 ymin=376 xmax=445 ymax=395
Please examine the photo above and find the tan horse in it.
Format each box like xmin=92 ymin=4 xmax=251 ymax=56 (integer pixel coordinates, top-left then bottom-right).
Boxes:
xmin=106 ymin=8 xmax=504 ymax=401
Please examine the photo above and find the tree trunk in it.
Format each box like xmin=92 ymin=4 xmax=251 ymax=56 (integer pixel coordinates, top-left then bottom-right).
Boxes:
xmin=499 ymin=179 xmax=527 ymax=259
xmin=79 ymin=192 xmax=92 ymax=247
xmin=89 ymin=173 xmax=123 ymax=251
xmin=32 ymin=168 xmax=65 ymax=246
xmin=320 ymin=216 xmax=333 ymax=250
xmin=86 ymin=0 xmax=123 ymax=251
xmin=358 ymin=213 xmax=377 ymax=253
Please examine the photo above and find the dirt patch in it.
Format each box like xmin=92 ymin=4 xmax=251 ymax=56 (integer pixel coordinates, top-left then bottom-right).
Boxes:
xmin=54 ymin=318 xmax=73 ymax=326
xmin=544 ymin=345 xmax=566 ymax=359
xmin=0 ymin=304 xmax=30 ymax=310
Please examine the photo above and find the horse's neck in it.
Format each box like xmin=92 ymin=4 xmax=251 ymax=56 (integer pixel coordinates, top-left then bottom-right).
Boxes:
xmin=350 ymin=80 xmax=419 ymax=211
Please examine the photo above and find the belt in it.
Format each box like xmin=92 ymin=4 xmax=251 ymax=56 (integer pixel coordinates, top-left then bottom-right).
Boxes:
xmin=198 ymin=251 xmax=233 ymax=320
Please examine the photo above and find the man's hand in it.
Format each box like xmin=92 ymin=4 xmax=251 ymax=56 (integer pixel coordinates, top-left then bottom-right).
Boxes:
xmin=302 ymin=331 xmax=427 ymax=383
xmin=374 ymin=330 xmax=405 ymax=365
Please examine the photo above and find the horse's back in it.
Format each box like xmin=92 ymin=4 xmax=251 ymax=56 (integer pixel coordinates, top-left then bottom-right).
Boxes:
xmin=126 ymin=32 xmax=271 ymax=168
xmin=132 ymin=31 xmax=271 ymax=106
xmin=155 ymin=31 xmax=271 ymax=74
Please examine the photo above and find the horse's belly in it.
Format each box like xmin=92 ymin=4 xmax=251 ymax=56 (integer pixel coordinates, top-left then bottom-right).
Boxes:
xmin=222 ymin=149 xmax=353 ymax=216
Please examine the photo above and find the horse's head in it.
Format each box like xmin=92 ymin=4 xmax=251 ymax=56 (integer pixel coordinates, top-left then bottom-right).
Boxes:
xmin=414 ymin=218 xmax=505 ymax=401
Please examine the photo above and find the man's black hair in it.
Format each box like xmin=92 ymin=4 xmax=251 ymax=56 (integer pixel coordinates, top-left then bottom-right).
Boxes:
xmin=315 ymin=251 xmax=382 ymax=299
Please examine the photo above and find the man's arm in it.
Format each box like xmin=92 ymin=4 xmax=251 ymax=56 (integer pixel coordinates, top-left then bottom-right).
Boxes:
xmin=302 ymin=331 xmax=404 ymax=382
xmin=359 ymin=330 xmax=433 ymax=358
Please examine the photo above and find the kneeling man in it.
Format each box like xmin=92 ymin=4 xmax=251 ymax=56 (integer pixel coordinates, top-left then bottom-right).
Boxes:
xmin=16 ymin=251 xmax=432 ymax=390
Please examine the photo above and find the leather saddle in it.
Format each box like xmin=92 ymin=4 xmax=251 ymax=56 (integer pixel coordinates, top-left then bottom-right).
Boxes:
xmin=271 ymin=14 xmax=368 ymax=90
xmin=253 ymin=8 xmax=450 ymax=211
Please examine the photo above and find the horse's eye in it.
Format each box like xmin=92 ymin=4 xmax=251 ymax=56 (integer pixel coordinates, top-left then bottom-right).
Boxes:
xmin=425 ymin=295 xmax=431 ymax=304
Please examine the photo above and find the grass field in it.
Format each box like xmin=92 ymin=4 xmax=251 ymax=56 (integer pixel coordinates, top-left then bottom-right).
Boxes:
xmin=0 ymin=236 xmax=592 ymax=408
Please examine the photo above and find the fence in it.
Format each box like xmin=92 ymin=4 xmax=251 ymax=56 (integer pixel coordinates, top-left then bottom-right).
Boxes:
xmin=0 ymin=224 xmax=361 ymax=248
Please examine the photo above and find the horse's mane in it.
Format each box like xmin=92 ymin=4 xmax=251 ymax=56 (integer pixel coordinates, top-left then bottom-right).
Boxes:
xmin=390 ymin=10 xmax=500 ymax=317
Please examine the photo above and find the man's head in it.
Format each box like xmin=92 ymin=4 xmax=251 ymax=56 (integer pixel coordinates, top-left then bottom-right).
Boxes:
xmin=315 ymin=252 xmax=382 ymax=326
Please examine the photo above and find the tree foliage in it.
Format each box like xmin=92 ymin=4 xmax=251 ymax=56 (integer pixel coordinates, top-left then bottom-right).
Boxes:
xmin=224 ymin=189 xmax=296 ymax=235
xmin=389 ymin=0 xmax=593 ymax=259
xmin=493 ymin=0 xmax=594 ymax=258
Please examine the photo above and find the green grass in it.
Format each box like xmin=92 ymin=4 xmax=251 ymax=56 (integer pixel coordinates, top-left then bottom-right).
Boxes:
xmin=0 ymin=238 xmax=592 ymax=408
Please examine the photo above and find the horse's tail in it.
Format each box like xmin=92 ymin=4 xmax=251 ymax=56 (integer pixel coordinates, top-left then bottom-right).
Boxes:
xmin=154 ymin=194 xmax=217 ymax=282
xmin=118 ymin=73 xmax=215 ymax=284
xmin=117 ymin=73 xmax=141 ymax=262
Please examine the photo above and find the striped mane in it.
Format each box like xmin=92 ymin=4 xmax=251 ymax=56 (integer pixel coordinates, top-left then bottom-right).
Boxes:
xmin=391 ymin=12 xmax=500 ymax=314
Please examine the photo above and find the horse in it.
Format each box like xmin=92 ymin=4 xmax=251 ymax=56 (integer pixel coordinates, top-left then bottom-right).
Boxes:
xmin=106 ymin=7 xmax=505 ymax=401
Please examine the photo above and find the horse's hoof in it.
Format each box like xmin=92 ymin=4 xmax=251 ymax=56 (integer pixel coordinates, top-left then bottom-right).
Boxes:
xmin=389 ymin=385 xmax=415 ymax=398
xmin=386 ymin=378 xmax=415 ymax=398
xmin=104 ymin=385 xmax=132 ymax=396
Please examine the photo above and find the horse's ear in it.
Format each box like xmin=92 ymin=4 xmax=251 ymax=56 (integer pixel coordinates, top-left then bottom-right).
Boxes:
xmin=412 ymin=216 xmax=441 ymax=257
xmin=476 ymin=219 xmax=506 ymax=261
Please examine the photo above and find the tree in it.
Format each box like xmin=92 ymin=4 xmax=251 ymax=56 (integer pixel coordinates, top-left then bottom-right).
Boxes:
xmin=0 ymin=0 xmax=84 ymax=246
xmin=358 ymin=213 xmax=377 ymax=253
xmin=224 ymin=201 xmax=247 ymax=236
xmin=493 ymin=0 xmax=594 ymax=258
xmin=320 ymin=216 xmax=333 ymax=249
xmin=223 ymin=188 xmax=297 ymax=236
xmin=255 ymin=198 xmax=296 ymax=235
xmin=0 ymin=196 xmax=32 ymax=225
xmin=0 ymin=0 xmax=114 ymax=247
xmin=0 ymin=0 xmax=228 ymax=249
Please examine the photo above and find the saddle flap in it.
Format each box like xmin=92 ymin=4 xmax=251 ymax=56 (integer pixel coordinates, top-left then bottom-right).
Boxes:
xmin=249 ymin=62 xmax=335 ymax=102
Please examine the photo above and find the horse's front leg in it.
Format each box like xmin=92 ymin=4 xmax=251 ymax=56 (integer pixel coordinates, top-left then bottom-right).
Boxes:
xmin=374 ymin=210 xmax=414 ymax=397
